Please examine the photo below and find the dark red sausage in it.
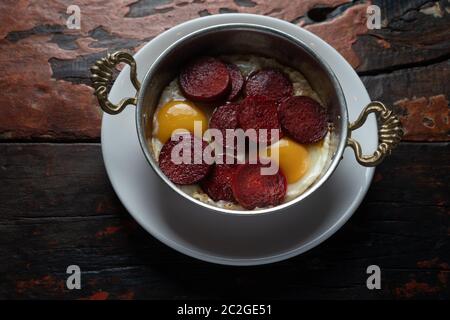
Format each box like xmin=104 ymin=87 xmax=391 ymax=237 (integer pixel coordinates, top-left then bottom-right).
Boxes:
xmin=158 ymin=133 xmax=211 ymax=185
xmin=244 ymin=68 xmax=293 ymax=100
xmin=201 ymin=163 xmax=239 ymax=202
xmin=232 ymin=163 xmax=287 ymax=209
xmin=209 ymin=103 xmax=239 ymax=145
xmin=225 ymin=63 xmax=244 ymax=101
xmin=278 ymin=96 xmax=328 ymax=144
xmin=238 ymin=95 xmax=282 ymax=145
xmin=179 ymin=57 xmax=230 ymax=102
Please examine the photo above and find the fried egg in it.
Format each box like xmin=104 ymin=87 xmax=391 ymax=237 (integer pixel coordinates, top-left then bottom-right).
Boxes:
xmin=260 ymin=135 xmax=330 ymax=201
xmin=151 ymin=78 xmax=212 ymax=159
xmin=155 ymin=100 xmax=207 ymax=143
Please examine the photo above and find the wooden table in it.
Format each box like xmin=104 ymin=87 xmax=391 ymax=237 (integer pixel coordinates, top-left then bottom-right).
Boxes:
xmin=0 ymin=0 xmax=448 ymax=300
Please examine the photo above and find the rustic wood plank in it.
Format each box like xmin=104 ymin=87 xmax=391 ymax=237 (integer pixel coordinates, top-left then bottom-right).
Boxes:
xmin=1 ymin=0 xmax=447 ymax=142
xmin=354 ymin=0 xmax=450 ymax=73
xmin=361 ymin=60 xmax=449 ymax=141
xmin=0 ymin=143 xmax=448 ymax=299
xmin=0 ymin=0 xmax=368 ymax=141
xmin=1 ymin=1 xmax=447 ymax=142
xmin=354 ymin=0 xmax=450 ymax=142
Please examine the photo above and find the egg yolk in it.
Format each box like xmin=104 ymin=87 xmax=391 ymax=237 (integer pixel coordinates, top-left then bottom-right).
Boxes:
xmin=262 ymin=138 xmax=310 ymax=184
xmin=156 ymin=100 xmax=207 ymax=143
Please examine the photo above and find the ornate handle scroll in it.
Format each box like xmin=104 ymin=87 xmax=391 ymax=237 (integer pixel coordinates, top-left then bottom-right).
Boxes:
xmin=90 ymin=51 xmax=141 ymax=115
xmin=347 ymin=101 xmax=403 ymax=167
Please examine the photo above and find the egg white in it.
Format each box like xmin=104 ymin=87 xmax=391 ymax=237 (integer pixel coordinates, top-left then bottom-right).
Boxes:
xmin=151 ymin=55 xmax=330 ymax=210
xmin=268 ymin=133 xmax=331 ymax=202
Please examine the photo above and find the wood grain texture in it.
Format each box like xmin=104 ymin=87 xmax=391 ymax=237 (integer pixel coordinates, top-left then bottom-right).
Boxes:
xmin=361 ymin=60 xmax=449 ymax=141
xmin=1 ymin=0 xmax=448 ymax=141
xmin=0 ymin=0 xmax=449 ymax=300
xmin=0 ymin=143 xmax=448 ymax=299
xmin=354 ymin=0 xmax=450 ymax=73
xmin=355 ymin=0 xmax=450 ymax=141
xmin=0 ymin=0 xmax=364 ymax=141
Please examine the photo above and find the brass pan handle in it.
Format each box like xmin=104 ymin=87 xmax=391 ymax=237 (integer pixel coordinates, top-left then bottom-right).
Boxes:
xmin=347 ymin=101 xmax=404 ymax=167
xmin=90 ymin=51 xmax=140 ymax=115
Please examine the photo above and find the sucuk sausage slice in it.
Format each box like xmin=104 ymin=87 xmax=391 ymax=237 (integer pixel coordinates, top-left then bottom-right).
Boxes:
xmin=231 ymin=163 xmax=287 ymax=210
xmin=244 ymin=68 xmax=293 ymax=100
xmin=238 ymin=95 xmax=283 ymax=144
xmin=201 ymin=163 xmax=239 ymax=202
xmin=225 ymin=63 xmax=244 ymax=101
xmin=278 ymin=96 xmax=328 ymax=144
xmin=179 ymin=57 xmax=230 ymax=102
xmin=209 ymin=103 xmax=239 ymax=143
xmin=158 ymin=133 xmax=211 ymax=185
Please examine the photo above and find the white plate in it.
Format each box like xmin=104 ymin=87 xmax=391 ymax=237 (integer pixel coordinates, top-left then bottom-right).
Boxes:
xmin=102 ymin=14 xmax=377 ymax=266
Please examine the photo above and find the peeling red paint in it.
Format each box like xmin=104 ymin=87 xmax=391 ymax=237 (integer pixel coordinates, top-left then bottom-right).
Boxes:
xmin=394 ymin=279 xmax=440 ymax=298
xmin=396 ymin=95 xmax=450 ymax=141
xmin=413 ymin=258 xmax=450 ymax=290
xmin=118 ymin=290 xmax=135 ymax=300
xmin=0 ymin=0 xmax=351 ymax=40
xmin=417 ymin=257 xmax=449 ymax=270
xmin=305 ymin=3 xmax=370 ymax=68
xmin=96 ymin=226 xmax=122 ymax=238
xmin=16 ymin=275 xmax=65 ymax=294
xmin=80 ymin=291 xmax=110 ymax=300
xmin=417 ymin=257 xmax=440 ymax=268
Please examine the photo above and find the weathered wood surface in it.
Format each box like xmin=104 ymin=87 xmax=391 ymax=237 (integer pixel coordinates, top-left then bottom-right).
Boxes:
xmin=0 ymin=0 xmax=448 ymax=300
xmin=357 ymin=0 xmax=450 ymax=141
xmin=0 ymin=0 xmax=448 ymax=141
xmin=0 ymin=143 xmax=448 ymax=299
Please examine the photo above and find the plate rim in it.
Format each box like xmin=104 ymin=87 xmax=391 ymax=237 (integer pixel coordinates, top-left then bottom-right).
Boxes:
xmin=101 ymin=13 xmax=376 ymax=266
